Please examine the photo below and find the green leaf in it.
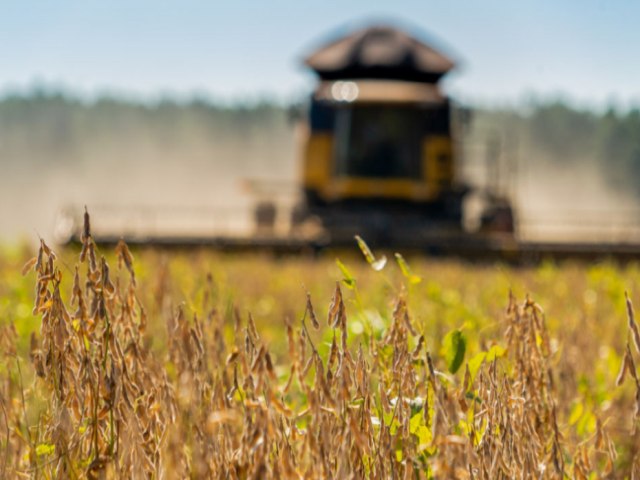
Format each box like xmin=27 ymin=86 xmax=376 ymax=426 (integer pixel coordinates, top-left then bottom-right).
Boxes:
xmin=362 ymin=454 xmax=373 ymax=476
xmin=355 ymin=235 xmax=375 ymax=264
xmin=576 ymin=409 xmax=596 ymax=436
xmin=35 ymin=443 xmax=55 ymax=456
xmin=485 ymin=344 xmax=506 ymax=362
xmin=568 ymin=401 xmax=584 ymax=425
xmin=383 ymin=411 xmax=400 ymax=435
xmin=409 ymin=412 xmax=423 ymax=434
xmin=394 ymin=253 xmax=422 ymax=284
xmin=467 ymin=352 xmax=486 ymax=381
xmin=468 ymin=344 xmax=506 ymax=381
xmin=355 ymin=235 xmax=387 ymax=271
xmin=441 ymin=329 xmax=466 ymax=374
xmin=395 ymin=449 xmax=403 ymax=461
xmin=409 ymin=396 xmax=424 ymax=416
xmin=465 ymin=391 xmax=482 ymax=404
xmin=336 ymin=259 xmax=356 ymax=289
xmin=417 ymin=425 xmax=432 ymax=447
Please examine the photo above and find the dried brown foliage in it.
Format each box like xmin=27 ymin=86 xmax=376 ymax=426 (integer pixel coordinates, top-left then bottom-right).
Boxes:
xmin=0 ymin=215 xmax=637 ymax=478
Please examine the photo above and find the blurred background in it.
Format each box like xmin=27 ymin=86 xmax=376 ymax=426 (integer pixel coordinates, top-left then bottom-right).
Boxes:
xmin=1 ymin=1 xmax=639 ymax=244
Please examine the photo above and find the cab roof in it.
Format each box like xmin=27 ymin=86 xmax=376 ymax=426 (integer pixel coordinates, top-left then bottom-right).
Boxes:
xmin=304 ymin=25 xmax=455 ymax=84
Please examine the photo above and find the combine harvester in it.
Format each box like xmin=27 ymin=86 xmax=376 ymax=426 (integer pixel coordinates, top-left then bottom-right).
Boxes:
xmin=56 ymin=24 xmax=640 ymax=261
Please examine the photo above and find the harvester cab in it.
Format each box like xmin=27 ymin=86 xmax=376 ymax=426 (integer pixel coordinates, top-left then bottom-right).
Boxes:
xmin=292 ymin=24 xmax=514 ymax=247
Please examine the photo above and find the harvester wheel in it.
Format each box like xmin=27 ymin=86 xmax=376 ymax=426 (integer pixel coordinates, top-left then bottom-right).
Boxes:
xmin=481 ymin=203 xmax=515 ymax=234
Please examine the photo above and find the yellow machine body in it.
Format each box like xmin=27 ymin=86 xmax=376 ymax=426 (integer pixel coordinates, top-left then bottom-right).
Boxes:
xmin=300 ymin=80 xmax=460 ymax=217
xmin=303 ymin=132 xmax=454 ymax=201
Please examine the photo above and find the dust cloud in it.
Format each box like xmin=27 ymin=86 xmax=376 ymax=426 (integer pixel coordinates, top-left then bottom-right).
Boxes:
xmin=0 ymin=100 xmax=297 ymax=245
xmin=460 ymin=108 xmax=640 ymax=244
xmin=515 ymin=160 xmax=640 ymax=242
xmin=1 ymin=96 xmax=639 ymax=246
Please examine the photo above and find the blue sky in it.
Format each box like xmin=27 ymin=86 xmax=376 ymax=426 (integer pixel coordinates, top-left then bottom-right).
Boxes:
xmin=2 ymin=1 xmax=639 ymax=108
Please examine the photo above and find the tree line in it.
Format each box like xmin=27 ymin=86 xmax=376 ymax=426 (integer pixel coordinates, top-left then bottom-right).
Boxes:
xmin=1 ymin=90 xmax=639 ymax=195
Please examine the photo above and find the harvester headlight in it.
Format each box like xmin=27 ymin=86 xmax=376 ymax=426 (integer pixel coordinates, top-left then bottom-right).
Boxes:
xmin=331 ymin=81 xmax=359 ymax=102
